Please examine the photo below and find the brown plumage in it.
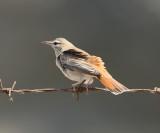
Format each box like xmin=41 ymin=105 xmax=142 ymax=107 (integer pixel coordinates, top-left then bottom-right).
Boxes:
xmin=87 ymin=55 xmax=128 ymax=94
xmin=43 ymin=37 xmax=128 ymax=95
xmin=61 ymin=46 xmax=128 ymax=94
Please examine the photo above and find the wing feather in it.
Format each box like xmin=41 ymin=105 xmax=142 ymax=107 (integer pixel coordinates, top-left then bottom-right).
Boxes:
xmin=60 ymin=55 xmax=100 ymax=77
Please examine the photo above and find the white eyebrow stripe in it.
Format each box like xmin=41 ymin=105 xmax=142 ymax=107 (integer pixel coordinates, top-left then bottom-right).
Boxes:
xmin=54 ymin=40 xmax=61 ymax=44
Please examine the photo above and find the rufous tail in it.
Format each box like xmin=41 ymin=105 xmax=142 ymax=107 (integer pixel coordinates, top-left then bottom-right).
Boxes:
xmin=99 ymin=75 xmax=128 ymax=95
xmin=86 ymin=55 xmax=128 ymax=95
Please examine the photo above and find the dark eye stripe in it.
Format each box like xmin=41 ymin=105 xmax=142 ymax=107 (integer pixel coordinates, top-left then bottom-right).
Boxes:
xmin=54 ymin=41 xmax=61 ymax=45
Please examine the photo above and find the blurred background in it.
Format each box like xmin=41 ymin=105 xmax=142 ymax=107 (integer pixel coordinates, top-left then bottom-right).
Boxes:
xmin=0 ymin=0 xmax=160 ymax=133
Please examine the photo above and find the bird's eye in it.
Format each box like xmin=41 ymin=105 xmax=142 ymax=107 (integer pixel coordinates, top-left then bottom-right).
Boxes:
xmin=53 ymin=41 xmax=61 ymax=45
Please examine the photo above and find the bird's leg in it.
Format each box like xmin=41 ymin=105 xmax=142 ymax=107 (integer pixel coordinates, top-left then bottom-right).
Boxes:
xmin=72 ymin=80 xmax=86 ymax=90
xmin=84 ymin=84 xmax=90 ymax=94
xmin=82 ymin=79 xmax=93 ymax=93
xmin=83 ymin=84 xmax=93 ymax=94
xmin=72 ymin=80 xmax=86 ymax=100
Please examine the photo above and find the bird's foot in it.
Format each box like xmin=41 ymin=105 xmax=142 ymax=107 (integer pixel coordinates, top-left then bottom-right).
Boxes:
xmin=72 ymin=80 xmax=86 ymax=91
xmin=71 ymin=80 xmax=86 ymax=101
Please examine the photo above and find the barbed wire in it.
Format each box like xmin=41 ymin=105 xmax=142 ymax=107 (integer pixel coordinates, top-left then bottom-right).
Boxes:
xmin=0 ymin=79 xmax=159 ymax=102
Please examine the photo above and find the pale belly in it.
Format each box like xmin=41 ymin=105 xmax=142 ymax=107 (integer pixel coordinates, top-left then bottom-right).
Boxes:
xmin=63 ymin=69 xmax=90 ymax=82
xmin=56 ymin=57 xmax=94 ymax=84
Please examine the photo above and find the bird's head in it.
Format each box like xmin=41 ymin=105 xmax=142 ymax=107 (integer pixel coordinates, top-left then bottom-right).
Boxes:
xmin=42 ymin=37 xmax=75 ymax=56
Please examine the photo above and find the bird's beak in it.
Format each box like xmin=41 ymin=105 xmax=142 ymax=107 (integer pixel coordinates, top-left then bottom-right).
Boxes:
xmin=41 ymin=41 xmax=52 ymax=46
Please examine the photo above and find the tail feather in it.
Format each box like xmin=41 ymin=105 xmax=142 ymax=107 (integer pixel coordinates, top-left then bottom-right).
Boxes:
xmin=99 ymin=76 xmax=128 ymax=95
xmin=86 ymin=55 xmax=128 ymax=95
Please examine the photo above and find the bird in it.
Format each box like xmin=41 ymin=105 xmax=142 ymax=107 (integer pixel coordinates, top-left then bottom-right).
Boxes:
xmin=42 ymin=38 xmax=128 ymax=95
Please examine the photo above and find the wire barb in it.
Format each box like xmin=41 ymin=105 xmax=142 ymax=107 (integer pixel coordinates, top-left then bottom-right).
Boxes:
xmin=0 ymin=79 xmax=3 ymax=89
xmin=8 ymin=81 xmax=16 ymax=102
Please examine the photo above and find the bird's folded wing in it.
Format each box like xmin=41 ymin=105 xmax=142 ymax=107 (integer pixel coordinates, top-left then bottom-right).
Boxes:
xmin=63 ymin=58 xmax=101 ymax=77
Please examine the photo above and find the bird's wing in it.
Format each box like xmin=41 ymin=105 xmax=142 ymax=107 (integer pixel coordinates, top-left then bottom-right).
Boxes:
xmin=63 ymin=48 xmax=89 ymax=59
xmin=61 ymin=57 xmax=101 ymax=77
xmin=87 ymin=55 xmax=113 ymax=78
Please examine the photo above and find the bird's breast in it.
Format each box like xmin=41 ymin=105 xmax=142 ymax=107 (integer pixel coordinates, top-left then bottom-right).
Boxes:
xmin=56 ymin=56 xmax=91 ymax=82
